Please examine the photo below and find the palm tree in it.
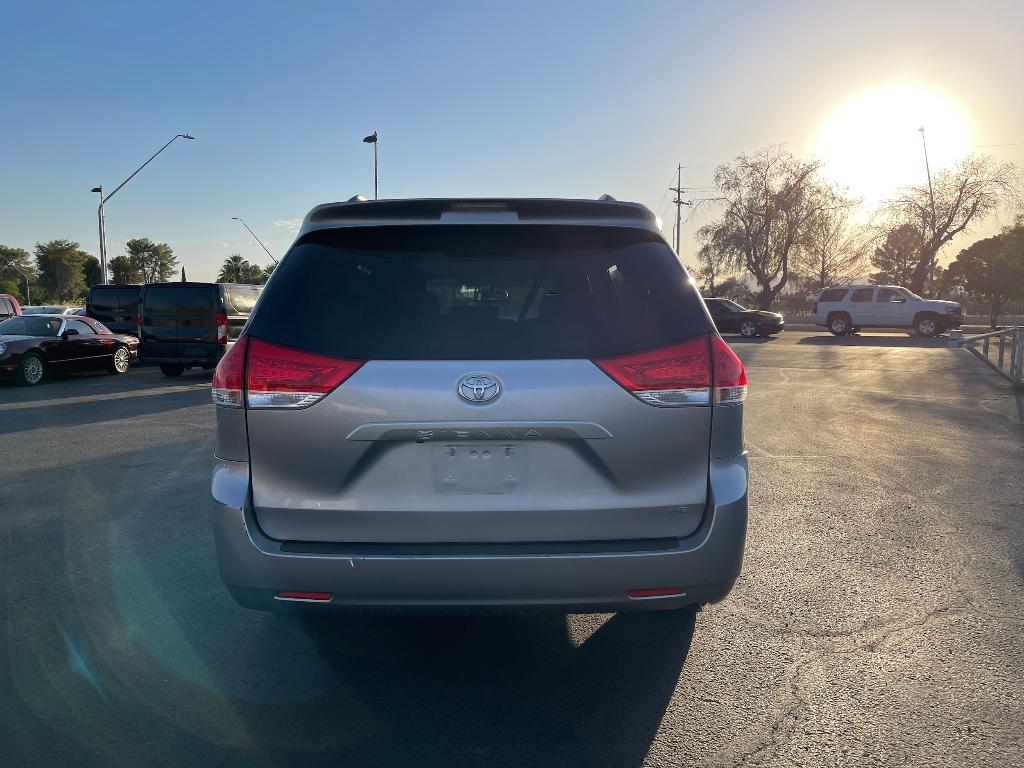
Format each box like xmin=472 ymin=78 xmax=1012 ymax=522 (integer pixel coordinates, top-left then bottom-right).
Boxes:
xmin=217 ymin=254 xmax=249 ymax=283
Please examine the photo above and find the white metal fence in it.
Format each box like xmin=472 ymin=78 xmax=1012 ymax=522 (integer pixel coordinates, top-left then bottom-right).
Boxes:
xmin=949 ymin=327 xmax=1023 ymax=388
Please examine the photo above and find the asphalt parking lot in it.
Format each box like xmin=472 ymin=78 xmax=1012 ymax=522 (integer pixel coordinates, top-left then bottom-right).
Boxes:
xmin=2 ymin=331 xmax=1022 ymax=768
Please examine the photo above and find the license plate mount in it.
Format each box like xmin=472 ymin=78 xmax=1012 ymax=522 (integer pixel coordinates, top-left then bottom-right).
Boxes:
xmin=431 ymin=444 xmax=527 ymax=494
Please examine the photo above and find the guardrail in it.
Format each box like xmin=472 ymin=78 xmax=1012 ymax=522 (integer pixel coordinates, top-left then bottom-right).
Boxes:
xmin=949 ymin=326 xmax=1023 ymax=387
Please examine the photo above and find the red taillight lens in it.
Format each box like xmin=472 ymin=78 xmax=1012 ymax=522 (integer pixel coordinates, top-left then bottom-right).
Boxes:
xmin=245 ymin=338 xmax=363 ymax=409
xmin=812 ymin=301 xmax=818 ymax=314
xmin=212 ymin=335 xmax=248 ymax=407
xmin=593 ymin=334 xmax=747 ymax=407
xmin=593 ymin=336 xmax=711 ymax=406
xmin=711 ymin=335 xmax=747 ymax=404
xmin=216 ymin=312 xmax=228 ymax=345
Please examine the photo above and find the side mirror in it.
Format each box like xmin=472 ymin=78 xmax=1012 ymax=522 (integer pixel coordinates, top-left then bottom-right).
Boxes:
xmin=61 ymin=328 xmax=79 ymax=338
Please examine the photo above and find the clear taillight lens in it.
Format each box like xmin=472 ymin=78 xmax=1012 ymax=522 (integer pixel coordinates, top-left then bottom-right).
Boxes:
xmin=593 ymin=334 xmax=747 ymax=407
xmin=212 ymin=336 xmax=247 ymax=407
xmin=593 ymin=336 xmax=711 ymax=406
xmin=245 ymin=338 xmax=363 ymax=409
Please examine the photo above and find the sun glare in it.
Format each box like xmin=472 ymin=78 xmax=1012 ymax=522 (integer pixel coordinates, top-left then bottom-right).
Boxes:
xmin=811 ymin=83 xmax=973 ymax=208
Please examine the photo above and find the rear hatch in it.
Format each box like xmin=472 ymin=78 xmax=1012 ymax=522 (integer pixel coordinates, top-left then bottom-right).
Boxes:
xmin=238 ymin=225 xmax=719 ymax=545
xmin=220 ymin=283 xmax=261 ymax=340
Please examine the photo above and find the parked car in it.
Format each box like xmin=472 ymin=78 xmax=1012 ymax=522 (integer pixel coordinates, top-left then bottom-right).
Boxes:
xmin=21 ymin=305 xmax=82 ymax=315
xmin=86 ymin=283 xmax=142 ymax=335
xmin=138 ymin=282 xmax=261 ymax=377
xmin=704 ymin=297 xmax=784 ymax=337
xmin=0 ymin=294 xmax=22 ymax=320
xmin=0 ymin=314 xmax=137 ymax=386
xmin=211 ymin=197 xmax=749 ymax=617
xmin=811 ymin=285 xmax=962 ymax=337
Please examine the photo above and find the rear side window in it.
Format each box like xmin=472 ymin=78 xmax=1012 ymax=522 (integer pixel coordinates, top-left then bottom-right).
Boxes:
xmin=116 ymin=287 xmax=141 ymax=314
xmin=851 ymin=288 xmax=874 ymax=302
xmin=222 ymin=285 xmax=261 ymax=315
xmin=65 ymin=319 xmax=95 ymax=334
xmin=818 ymin=288 xmax=848 ymax=302
xmin=247 ymin=225 xmax=710 ymax=359
xmin=178 ymin=285 xmax=215 ymax=315
xmin=144 ymin=285 xmax=178 ymax=316
xmin=0 ymin=299 xmax=13 ymax=317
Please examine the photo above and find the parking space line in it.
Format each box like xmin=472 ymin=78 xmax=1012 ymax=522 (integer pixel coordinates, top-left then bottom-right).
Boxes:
xmin=0 ymin=383 xmax=209 ymax=411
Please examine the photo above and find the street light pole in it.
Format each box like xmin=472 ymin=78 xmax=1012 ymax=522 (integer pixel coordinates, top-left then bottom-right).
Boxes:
xmin=231 ymin=217 xmax=278 ymax=263
xmin=92 ymin=133 xmax=196 ymax=284
xmin=362 ymin=131 xmax=379 ymax=199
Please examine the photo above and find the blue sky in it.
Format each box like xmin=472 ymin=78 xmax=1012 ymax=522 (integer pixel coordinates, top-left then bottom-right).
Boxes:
xmin=2 ymin=0 xmax=1022 ymax=281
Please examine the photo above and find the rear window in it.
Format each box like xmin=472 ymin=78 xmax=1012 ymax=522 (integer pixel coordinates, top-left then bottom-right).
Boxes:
xmin=818 ymin=288 xmax=848 ymax=302
xmin=246 ymin=225 xmax=709 ymax=359
xmin=222 ymin=284 xmax=261 ymax=315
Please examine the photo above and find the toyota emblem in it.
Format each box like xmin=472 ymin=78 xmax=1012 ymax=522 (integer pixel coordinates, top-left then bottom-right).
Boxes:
xmin=457 ymin=373 xmax=501 ymax=404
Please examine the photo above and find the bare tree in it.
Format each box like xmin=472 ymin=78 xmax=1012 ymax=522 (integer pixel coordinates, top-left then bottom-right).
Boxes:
xmin=878 ymin=153 xmax=1022 ymax=293
xmin=794 ymin=186 xmax=865 ymax=291
xmin=698 ymin=146 xmax=833 ymax=309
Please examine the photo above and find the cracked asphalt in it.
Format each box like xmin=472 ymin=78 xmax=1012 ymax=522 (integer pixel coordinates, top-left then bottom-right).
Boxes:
xmin=2 ymin=331 xmax=1022 ymax=767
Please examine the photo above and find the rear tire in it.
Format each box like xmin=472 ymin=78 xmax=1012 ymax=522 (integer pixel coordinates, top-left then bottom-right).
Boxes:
xmin=108 ymin=345 xmax=131 ymax=375
xmin=739 ymin=320 xmax=758 ymax=338
xmin=914 ymin=314 xmax=941 ymax=337
xmin=160 ymin=363 xmax=185 ymax=377
xmin=828 ymin=313 xmax=851 ymax=336
xmin=15 ymin=352 xmax=46 ymax=386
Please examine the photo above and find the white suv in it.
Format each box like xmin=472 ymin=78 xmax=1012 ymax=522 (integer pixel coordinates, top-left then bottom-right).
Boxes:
xmin=812 ymin=285 xmax=962 ymax=337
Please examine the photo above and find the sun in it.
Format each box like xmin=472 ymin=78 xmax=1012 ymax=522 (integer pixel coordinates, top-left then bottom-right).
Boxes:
xmin=811 ymin=83 xmax=973 ymax=208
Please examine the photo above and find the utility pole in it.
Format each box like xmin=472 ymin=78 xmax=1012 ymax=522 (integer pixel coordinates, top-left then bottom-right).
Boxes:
xmin=918 ymin=127 xmax=938 ymax=290
xmin=669 ymin=163 xmax=690 ymax=255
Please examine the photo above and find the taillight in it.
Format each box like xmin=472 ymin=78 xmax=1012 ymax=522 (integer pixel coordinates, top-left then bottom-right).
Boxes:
xmin=710 ymin=335 xmax=747 ymax=404
xmin=812 ymin=301 xmax=818 ymax=314
xmin=216 ymin=312 xmax=228 ymax=345
xmin=245 ymin=338 xmax=363 ymax=409
xmin=212 ymin=335 xmax=247 ymax=407
xmin=593 ymin=336 xmax=711 ymax=406
xmin=593 ymin=334 xmax=747 ymax=407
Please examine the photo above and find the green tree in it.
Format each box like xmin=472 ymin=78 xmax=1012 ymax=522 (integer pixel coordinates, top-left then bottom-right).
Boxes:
xmin=946 ymin=226 xmax=1024 ymax=328
xmin=0 ymin=245 xmax=36 ymax=302
xmin=35 ymin=240 xmax=91 ymax=301
xmin=217 ymin=254 xmax=266 ymax=283
xmin=878 ymin=153 xmax=1022 ymax=293
xmin=109 ymin=255 xmax=144 ymax=284
xmin=83 ymin=255 xmax=102 ymax=288
xmin=125 ymin=238 xmax=178 ymax=282
xmin=698 ymin=146 xmax=833 ymax=309
xmin=869 ymin=223 xmax=921 ymax=287
xmin=218 ymin=254 xmax=249 ymax=283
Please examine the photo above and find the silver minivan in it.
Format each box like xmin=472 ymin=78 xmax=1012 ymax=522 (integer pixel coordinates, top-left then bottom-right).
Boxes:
xmin=211 ymin=198 xmax=748 ymax=616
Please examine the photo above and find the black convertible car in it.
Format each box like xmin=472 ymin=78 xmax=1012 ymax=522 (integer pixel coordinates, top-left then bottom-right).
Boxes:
xmin=0 ymin=314 xmax=138 ymax=386
xmin=704 ymin=298 xmax=785 ymax=338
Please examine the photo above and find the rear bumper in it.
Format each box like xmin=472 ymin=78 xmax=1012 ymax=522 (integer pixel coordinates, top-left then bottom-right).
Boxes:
xmin=210 ymin=455 xmax=748 ymax=613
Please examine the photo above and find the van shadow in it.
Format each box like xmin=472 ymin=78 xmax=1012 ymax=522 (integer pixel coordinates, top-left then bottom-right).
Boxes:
xmin=796 ymin=333 xmax=947 ymax=348
xmin=251 ymin=609 xmax=697 ymax=767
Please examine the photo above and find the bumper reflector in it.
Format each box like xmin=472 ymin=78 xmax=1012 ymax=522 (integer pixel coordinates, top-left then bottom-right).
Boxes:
xmin=274 ymin=591 xmax=333 ymax=602
xmin=627 ymin=587 xmax=686 ymax=599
